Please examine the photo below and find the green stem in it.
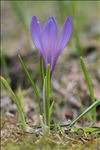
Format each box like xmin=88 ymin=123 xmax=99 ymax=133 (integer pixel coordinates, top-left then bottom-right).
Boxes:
xmin=43 ymin=77 xmax=46 ymax=124
xmin=44 ymin=64 xmax=50 ymax=128
xmin=40 ymin=57 xmax=45 ymax=88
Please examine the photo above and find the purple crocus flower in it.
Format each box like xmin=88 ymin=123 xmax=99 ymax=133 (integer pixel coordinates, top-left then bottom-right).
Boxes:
xmin=30 ymin=16 xmax=72 ymax=76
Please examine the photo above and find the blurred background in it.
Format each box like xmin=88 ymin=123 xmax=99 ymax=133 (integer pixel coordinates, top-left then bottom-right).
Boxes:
xmin=1 ymin=1 xmax=100 ymax=125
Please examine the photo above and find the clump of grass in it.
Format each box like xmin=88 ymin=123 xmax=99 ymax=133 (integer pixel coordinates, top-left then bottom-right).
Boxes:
xmin=1 ymin=56 xmax=99 ymax=131
xmin=18 ymin=55 xmax=51 ymax=131
xmin=69 ymin=57 xmax=100 ymax=126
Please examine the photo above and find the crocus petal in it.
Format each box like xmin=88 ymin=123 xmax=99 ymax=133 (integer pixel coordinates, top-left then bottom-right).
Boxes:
xmin=30 ymin=16 xmax=43 ymax=57
xmin=42 ymin=17 xmax=58 ymax=66
xmin=58 ymin=16 xmax=72 ymax=53
xmin=51 ymin=17 xmax=72 ymax=76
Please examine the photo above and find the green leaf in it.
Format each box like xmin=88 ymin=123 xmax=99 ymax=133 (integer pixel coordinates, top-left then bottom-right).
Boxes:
xmin=18 ymin=55 xmax=42 ymax=115
xmin=43 ymin=64 xmax=51 ymax=128
xmin=0 ymin=76 xmax=27 ymax=130
xmin=80 ymin=57 xmax=96 ymax=121
xmin=70 ymin=99 xmax=100 ymax=127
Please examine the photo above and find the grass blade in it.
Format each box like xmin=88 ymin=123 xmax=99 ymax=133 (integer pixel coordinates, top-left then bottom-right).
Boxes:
xmin=70 ymin=99 xmax=100 ymax=127
xmin=17 ymin=87 xmax=23 ymax=123
xmin=17 ymin=87 xmax=23 ymax=116
xmin=80 ymin=57 xmax=96 ymax=121
xmin=18 ymin=55 xmax=42 ymax=115
xmin=1 ymin=76 xmax=18 ymax=106
xmin=0 ymin=76 xmax=27 ymax=130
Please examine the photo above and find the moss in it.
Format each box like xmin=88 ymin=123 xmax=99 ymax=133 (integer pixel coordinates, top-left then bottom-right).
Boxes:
xmin=1 ymin=120 xmax=100 ymax=150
